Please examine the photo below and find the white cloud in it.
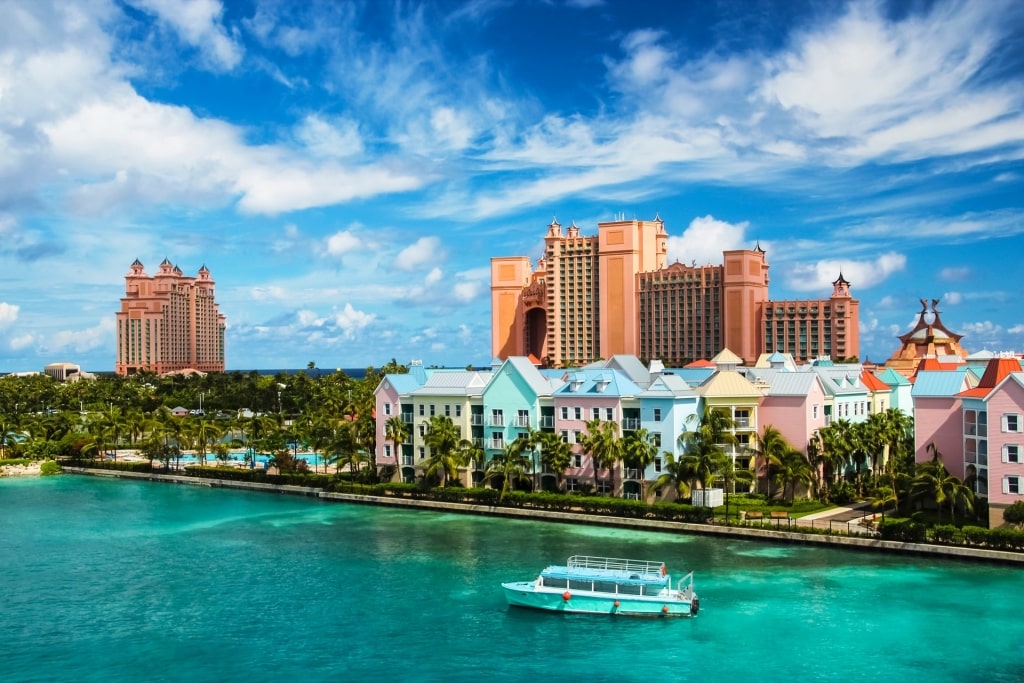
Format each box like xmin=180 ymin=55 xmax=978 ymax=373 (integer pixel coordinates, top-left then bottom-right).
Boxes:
xmin=9 ymin=333 xmax=36 ymax=351
xmin=667 ymin=215 xmax=749 ymax=266
xmin=425 ymin=267 xmax=443 ymax=285
xmin=295 ymin=115 xmax=364 ymax=159
xmin=333 ymin=303 xmax=374 ymax=339
xmin=453 ymin=280 xmax=480 ymax=302
xmin=128 ymin=0 xmax=243 ymax=71
xmin=0 ymin=302 xmax=19 ymax=328
xmin=940 ymin=266 xmax=971 ymax=281
xmin=395 ymin=236 xmax=443 ymax=271
xmin=46 ymin=318 xmax=112 ymax=354
xmin=1008 ymin=324 xmax=1024 ymax=334
xmin=942 ymin=292 xmax=963 ymax=305
xmin=785 ymin=252 xmax=907 ymax=292
xmin=326 ymin=230 xmax=361 ymax=256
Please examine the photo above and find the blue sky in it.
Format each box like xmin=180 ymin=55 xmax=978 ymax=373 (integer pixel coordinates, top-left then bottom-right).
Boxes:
xmin=1 ymin=0 xmax=1022 ymax=372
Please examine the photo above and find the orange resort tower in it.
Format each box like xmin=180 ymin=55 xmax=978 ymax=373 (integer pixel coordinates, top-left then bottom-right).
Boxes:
xmin=491 ymin=217 xmax=859 ymax=367
xmin=115 ymin=258 xmax=226 ymax=375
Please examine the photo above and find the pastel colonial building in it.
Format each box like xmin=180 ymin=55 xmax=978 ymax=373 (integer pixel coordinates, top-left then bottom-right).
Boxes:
xmin=374 ymin=351 xmax=897 ymax=499
xmin=958 ymin=355 xmax=1024 ymax=526
xmin=115 ymin=259 xmax=226 ymax=375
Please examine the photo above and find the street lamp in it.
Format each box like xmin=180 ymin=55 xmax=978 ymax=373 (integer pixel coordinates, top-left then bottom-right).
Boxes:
xmin=199 ymin=392 xmax=204 ymax=415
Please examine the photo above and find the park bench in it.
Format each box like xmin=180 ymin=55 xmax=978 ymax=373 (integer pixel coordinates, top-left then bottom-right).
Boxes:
xmin=770 ymin=511 xmax=790 ymax=520
xmin=746 ymin=511 xmax=764 ymax=521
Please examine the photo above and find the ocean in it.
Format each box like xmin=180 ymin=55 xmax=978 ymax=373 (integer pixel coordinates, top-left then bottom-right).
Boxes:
xmin=1 ymin=475 xmax=1021 ymax=683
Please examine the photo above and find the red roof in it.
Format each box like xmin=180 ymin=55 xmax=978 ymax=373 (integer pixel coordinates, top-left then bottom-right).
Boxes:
xmin=860 ymin=370 xmax=889 ymax=392
xmin=958 ymin=357 xmax=1023 ymax=398
xmin=685 ymin=359 xmax=715 ymax=368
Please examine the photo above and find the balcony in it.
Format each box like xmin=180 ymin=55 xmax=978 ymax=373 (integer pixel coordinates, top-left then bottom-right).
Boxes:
xmin=470 ymin=414 xmax=484 ymax=426
xmin=472 ymin=438 xmax=484 ymax=448
xmin=624 ymin=468 xmax=640 ymax=480
xmin=400 ymin=412 xmax=414 ymax=424
xmin=539 ymin=416 xmax=555 ymax=428
xmin=734 ymin=417 xmax=751 ymax=428
xmin=488 ymin=439 xmax=506 ymax=450
xmin=401 ymin=456 xmax=414 ymax=466
xmin=621 ymin=418 xmax=641 ymax=431
xmin=487 ymin=416 xmax=505 ymax=427
xmin=514 ymin=415 xmax=531 ymax=428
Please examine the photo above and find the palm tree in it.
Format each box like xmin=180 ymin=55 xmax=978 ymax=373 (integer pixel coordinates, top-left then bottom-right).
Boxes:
xmin=580 ymin=418 xmax=622 ymax=496
xmin=912 ymin=443 xmax=975 ymax=524
xmin=750 ymin=425 xmax=791 ymax=498
xmin=384 ymin=416 xmax=409 ymax=481
xmin=769 ymin=447 xmax=814 ymax=503
xmin=622 ymin=428 xmax=658 ymax=501
xmin=651 ymin=450 xmax=699 ymax=502
xmin=678 ymin=408 xmax=736 ymax=507
xmin=719 ymin=453 xmax=755 ymax=522
xmin=536 ymin=430 xmax=572 ymax=492
xmin=421 ymin=416 xmax=468 ymax=487
xmin=484 ymin=440 xmax=532 ymax=500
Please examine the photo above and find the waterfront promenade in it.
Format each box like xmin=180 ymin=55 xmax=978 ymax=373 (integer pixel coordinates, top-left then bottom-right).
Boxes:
xmin=62 ymin=466 xmax=1024 ymax=566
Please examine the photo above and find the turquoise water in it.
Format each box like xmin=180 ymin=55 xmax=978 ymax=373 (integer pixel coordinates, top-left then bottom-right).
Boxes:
xmin=1 ymin=476 xmax=1022 ymax=683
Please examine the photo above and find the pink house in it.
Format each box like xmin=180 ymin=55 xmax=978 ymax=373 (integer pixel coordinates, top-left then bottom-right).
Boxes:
xmin=912 ymin=369 xmax=976 ymax=479
xmin=958 ymin=357 xmax=1024 ymax=527
xmin=750 ymin=371 xmax=828 ymax=455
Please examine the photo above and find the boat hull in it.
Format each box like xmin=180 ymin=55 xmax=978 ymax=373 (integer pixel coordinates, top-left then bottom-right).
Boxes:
xmin=502 ymin=582 xmax=695 ymax=618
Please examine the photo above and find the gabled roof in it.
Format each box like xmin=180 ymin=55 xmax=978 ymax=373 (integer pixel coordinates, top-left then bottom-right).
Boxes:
xmin=412 ymin=371 xmax=492 ymax=396
xmin=911 ymin=369 xmax=975 ymax=397
xmin=684 ymin=359 xmax=716 ymax=368
xmin=877 ymin=367 xmax=911 ymax=387
xmin=860 ymin=370 xmax=891 ymax=392
xmin=379 ymin=372 xmax=425 ymax=396
xmin=602 ymin=354 xmax=652 ymax=388
xmin=696 ymin=370 xmax=762 ymax=398
xmin=710 ymin=348 xmax=743 ymax=365
xmin=552 ymin=368 xmax=642 ymax=398
xmin=760 ymin=371 xmax=824 ymax=397
xmin=499 ymin=356 xmax=557 ymax=398
xmin=958 ymin=357 xmax=1024 ymax=399
xmin=641 ymin=373 xmax=697 ymax=398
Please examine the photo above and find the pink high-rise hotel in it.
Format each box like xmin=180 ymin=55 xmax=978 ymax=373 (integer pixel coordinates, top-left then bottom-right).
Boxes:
xmin=115 ymin=258 xmax=226 ymax=375
xmin=492 ymin=217 xmax=859 ymax=367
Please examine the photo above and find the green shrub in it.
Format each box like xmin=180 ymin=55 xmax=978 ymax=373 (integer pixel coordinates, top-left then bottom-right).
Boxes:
xmin=1003 ymin=501 xmax=1024 ymax=527
xmin=39 ymin=459 xmax=61 ymax=476
xmin=931 ymin=524 xmax=959 ymax=544
xmin=877 ymin=518 xmax=926 ymax=542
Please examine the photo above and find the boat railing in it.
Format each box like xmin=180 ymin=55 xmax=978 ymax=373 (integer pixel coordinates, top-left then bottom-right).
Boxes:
xmin=676 ymin=571 xmax=695 ymax=598
xmin=567 ymin=555 xmax=665 ymax=576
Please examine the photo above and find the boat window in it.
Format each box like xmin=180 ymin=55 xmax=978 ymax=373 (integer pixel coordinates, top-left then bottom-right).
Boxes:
xmin=569 ymin=580 xmax=592 ymax=591
xmin=593 ymin=581 xmax=618 ymax=594
xmin=543 ymin=578 xmax=568 ymax=589
xmin=618 ymin=584 xmax=642 ymax=595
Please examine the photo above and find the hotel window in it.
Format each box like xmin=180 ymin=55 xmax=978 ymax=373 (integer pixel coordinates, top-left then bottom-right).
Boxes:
xmin=654 ymin=456 xmax=663 ymax=473
xmin=1003 ymin=445 xmax=1022 ymax=464
xmin=456 ymin=405 xmax=462 ymax=418
xmin=419 ymin=404 xmax=425 ymax=416
xmin=384 ymin=445 xmax=392 ymax=458
xmin=560 ymin=406 xmax=569 ymax=420
xmin=1004 ymin=476 xmax=1022 ymax=495
xmin=574 ymin=407 xmax=582 ymax=420
xmin=561 ymin=430 xmax=569 ymax=443
xmin=1003 ymin=414 xmax=1022 ymax=433
xmin=419 ymin=425 xmax=425 ymax=437
xmin=444 ymin=404 xmax=451 ymax=417
xmin=573 ymin=430 xmax=582 ymax=444
xmin=592 ymin=407 xmax=601 ymax=420
xmin=430 ymin=404 xmax=436 ymax=417
xmin=653 ymin=434 xmax=662 ymax=448
xmin=605 ymin=407 xmax=614 ymax=420
xmin=572 ymin=454 xmax=583 ymax=468
xmin=597 ymin=479 xmax=611 ymax=495
xmin=812 ymin=405 xmax=819 ymax=419
xmin=418 ymin=446 xmax=425 ymax=460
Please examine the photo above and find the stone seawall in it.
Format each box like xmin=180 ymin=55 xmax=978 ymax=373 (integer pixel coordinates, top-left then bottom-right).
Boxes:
xmin=64 ymin=468 xmax=1024 ymax=566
